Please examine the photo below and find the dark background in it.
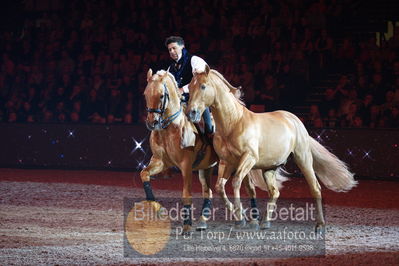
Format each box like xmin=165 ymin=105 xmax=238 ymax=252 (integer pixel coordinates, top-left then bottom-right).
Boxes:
xmin=1 ymin=123 xmax=398 ymax=179
xmin=1 ymin=0 xmax=399 ymax=180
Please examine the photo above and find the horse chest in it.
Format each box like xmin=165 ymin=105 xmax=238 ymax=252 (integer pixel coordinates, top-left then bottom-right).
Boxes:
xmin=152 ymin=132 xmax=180 ymax=158
xmin=215 ymin=136 xmax=241 ymax=163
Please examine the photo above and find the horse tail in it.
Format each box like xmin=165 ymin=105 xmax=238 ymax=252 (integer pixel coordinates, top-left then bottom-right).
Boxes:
xmin=248 ymin=168 xmax=288 ymax=193
xmin=309 ymin=137 xmax=357 ymax=192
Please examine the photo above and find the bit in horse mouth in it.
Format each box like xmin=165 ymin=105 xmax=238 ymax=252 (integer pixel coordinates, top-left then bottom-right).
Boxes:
xmin=146 ymin=120 xmax=160 ymax=131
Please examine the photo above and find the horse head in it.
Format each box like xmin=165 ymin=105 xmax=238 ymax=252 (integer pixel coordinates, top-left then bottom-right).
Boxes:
xmin=186 ymin=64 xmax=215 ymax=123
xmin=144 ymin=69 xmax=181 ymax=131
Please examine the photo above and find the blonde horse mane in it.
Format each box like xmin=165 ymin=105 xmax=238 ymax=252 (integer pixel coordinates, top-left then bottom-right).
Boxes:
xmin=209 ymin=69 xmax=245 ymax=106
xmin=157 ymin=70 xmax=180 ymax=93
xmin=145 ymin=70 xmax=181 ymax=99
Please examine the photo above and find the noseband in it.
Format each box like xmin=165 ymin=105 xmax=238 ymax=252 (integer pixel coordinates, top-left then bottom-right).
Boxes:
xmin=146 ymin=83 xmax=182 ymax=129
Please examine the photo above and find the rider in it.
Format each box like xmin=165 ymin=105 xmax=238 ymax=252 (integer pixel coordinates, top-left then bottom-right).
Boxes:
xmin=165 ymin=36 xmax=214 ymax=136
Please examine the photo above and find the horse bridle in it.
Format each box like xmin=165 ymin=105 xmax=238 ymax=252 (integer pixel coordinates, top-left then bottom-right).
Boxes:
xmin=146 ymin=83 xmax=182 ymax=129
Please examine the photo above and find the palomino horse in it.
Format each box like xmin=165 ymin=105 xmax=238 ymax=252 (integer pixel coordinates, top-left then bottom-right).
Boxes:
xmin=141 ymin=69 xmax=263 ymax=232
xmin=187 ymin=66 xmax=357 ymax=232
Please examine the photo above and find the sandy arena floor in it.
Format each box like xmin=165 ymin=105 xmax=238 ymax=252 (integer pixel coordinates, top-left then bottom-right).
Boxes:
xmin=0 ymin=169 xmax=398 ymax=265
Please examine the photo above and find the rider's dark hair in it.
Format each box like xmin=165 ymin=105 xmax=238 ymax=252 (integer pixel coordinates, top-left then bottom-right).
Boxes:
xmin=165 ymin=36 xmax=185 ymax=47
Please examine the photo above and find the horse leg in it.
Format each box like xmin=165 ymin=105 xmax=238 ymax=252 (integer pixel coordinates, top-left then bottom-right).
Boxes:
xmin=294 ymin=150 xmax=325 ymax=233
xmin=260 ymin=169 xmax=280 ymax=229
xmin=196 ymin=167 xmax=214 ymax=231
xmin=243 ymin=175 xmax=260 ymax=230
xmin=232 ymin=153 xmax=257 ymax=228
xmin=181 ymin=162 xmax=193 ymax=234
xmin=140 ymin=156 xmax=165 ymax=201
xmin=215 ymin=161 xmax=234 ymax=211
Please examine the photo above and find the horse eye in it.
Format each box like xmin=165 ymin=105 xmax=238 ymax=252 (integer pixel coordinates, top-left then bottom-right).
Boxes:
xmin=160 ymin=95 xmax=164 ymax=99
xmin=201 ymin=84 xmax=206 ymax=90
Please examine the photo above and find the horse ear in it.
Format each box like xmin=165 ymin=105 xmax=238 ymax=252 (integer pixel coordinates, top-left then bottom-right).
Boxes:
xmin=205 ymin=64 xmax=210 ymax=76
xmin=147 ymin=69 xmax=153 ymax=82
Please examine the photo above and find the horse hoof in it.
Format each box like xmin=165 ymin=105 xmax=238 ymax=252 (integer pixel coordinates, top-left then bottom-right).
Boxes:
xmin=260 ymin=221 xmax=271 ymax=230
xmin=181 ymin=231 xmax=191 ymax=236
xmin=196 ymin=221 xmax=208 ymax=231
xmin=234 ymin=219 xmax=246 ymax=229
xmin=315 ymin=224 xmax=325 ymax=235
xmin=248 ymin=220 xmax=259 ymax=230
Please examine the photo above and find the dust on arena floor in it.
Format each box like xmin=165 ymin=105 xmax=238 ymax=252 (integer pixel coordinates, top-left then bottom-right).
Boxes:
xmin=0 ymin=168 xmax=398 ymax=265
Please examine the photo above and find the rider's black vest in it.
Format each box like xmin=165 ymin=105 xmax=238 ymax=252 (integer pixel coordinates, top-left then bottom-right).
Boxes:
xmin=168 ymin=48 xmax=193 ymax=88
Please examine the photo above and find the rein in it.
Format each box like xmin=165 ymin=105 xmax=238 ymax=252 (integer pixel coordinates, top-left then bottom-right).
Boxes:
xmin=146 ymin=83 xmax=182 ymax=129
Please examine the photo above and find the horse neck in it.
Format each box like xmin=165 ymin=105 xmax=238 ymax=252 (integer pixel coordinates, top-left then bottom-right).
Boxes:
xmin=210 ymin=75 xmax=244 ymax=134
xmin=164 ymin=78 xmax=181 ymax=116
xmin=159 ymin=77 xmax=185 ymax=130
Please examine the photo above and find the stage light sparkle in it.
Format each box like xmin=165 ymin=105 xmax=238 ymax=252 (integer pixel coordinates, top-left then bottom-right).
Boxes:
xmin=362 ymin=150 xmax=372 ymax=159
xmin=315 ymin=130 xmax=326 ymax=142
xmin=136 ymin=159 xmax=147 ymax=170
xmin=131 ymin=137 xmax=146 ymax=154
xmin=347 ymin=149 xmax=354 ymax=156
xmin=67 ymin=129 xmax=75 ymax=138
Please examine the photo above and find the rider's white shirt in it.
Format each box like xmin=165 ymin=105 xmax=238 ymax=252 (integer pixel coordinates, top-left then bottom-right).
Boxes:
xmin=182 ymin=55 xmax=207 ymax=93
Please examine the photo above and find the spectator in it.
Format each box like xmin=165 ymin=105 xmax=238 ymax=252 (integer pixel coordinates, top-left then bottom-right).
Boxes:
xmin=70 ymin=111 xmax=80 ymax=123
xmin=354 ymin=75 xmax=370 ymax=98
xmin=358 ymin=94 xmax=374 ymax=126
xmin=84 ymin=89 xmax=106 ymax=122
xmin=107 ymin=85 xmax=122 ymax=119
xmin=256 ymin=74 xmax=279 ymax=111
xmin=352 ymin=116 xmax=364 ymax=128
xmin=334 ymin=74 xmax=351 ymax=101
xmin=123 ymin=113 xmax=133 ymax=124
xmin=387 ymin=106 xmax=399 ymax=128
xmin=107 ymin=114 xmax=117 ymax=124
xmin=307 ymin=104 xmax=322 ymax=127
xmin=324 ymin=109 xmax=339 ymax=128
xmin=315 ymin=29 xmax=334 ymax=69
xmin=57 ymin=112 xmax=68 ymax=123
xmin=41 ymin=109 xmax=55 ymax=123
xmin=91 ymin=74 xmax=107 ymax=100
xmin=19 ymin=102 xmax=34 ymax=122
xmin=69 ymin=85 xmax=85 ymax=104
xmin=57 ymin=73 xmax=74 ymax=92
xmin=368 ymin=73 xmax=388 ymax=105
xmin=339 ymin=89 xmax=361 ymax=118
xmin=238 ymin=64 xmax=255 ymax=105
xmin=313 ymin=117 xmax=324 ymax=128
xmin=381 ymin=91 xmax=396 ymax=116
xmin=368 ymin=105 xmax=381 ymax=128
xmin=319 ymin=88 xmax=339 ymax=118
xmin=340 ymin=103 xmax=360 ymax=127
xmin=52 ymin=87 xmax=68 ymax=108
xmin=8 ymin=112 xmax=18 ymax=123
xmin=0 ymin=0 xmax=396 ymax=129
xmin=337 ymin=38 xmax=355 ymax=71
xmin=71 ymin=101 xmax=82 ymax=118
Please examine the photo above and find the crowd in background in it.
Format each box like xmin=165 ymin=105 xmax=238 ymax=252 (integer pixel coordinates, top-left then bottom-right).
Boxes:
xmin=1 ymin=0 xmax=398 ymax=128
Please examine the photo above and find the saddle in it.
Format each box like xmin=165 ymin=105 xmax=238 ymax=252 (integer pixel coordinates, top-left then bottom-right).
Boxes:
xmin=179 ymin=108 xmax=214 ymax=169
